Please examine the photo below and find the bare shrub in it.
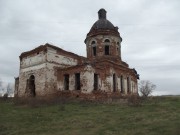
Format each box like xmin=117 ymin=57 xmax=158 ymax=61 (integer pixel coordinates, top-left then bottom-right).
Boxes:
xmin=139 ymin=80 xmax=156 ymax=98
xmin=3 ymin=93 xmax=8 ymax=99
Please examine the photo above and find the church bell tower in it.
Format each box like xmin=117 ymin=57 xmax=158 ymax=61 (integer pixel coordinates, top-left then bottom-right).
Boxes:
xmin=85 ymin=8 xmax=122 ymax=62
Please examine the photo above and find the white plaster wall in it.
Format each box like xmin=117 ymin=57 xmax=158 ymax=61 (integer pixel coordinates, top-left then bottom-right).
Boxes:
xmin=117 ymin=77 xmax=120 ymax=92
xmin=47 ymin=47 xmax=78 ymax=66
xmin=134 ymin=83 xmax=138 ymax=93
xmin=69 ymin=74 xmax=75 ymax=91
xmin=81 ymin=65 xmax=94 ymax=93
xmin=129 ymin=77 xmax=131 ymax=93
xmin=18 ymin=46 xmax=80 ymax=96
xmin=104 ymin=76 xmax=113 ymax=92
xmin=18 ymin=67 xmax=46 ymax=97
xmin=18 ymin=73 xmax=27 ymax=97
xmin=124 ymin=78 xmax=127 ymax=94
xmin=45 ymin=63 xmax=59 ymax=93
xmin=98 ymin=77 xmax=101 ymax=91
xmin=46 ymin=46 xmax=80 ymax=93
xmin=57 ymin=79 xmax=63 ymax=91
xmin=46 ymin=46 xmax=79 ymax=93
xmin=21 ymin=63 xmax=46 ymax=72
xmin=131 ymin=81 xmax=133 ymax=93
xmin=81 ymin=72 xmax=94 ymax=93
xmin=131 ymin=81 xmax=136 ymax=93
xmin=21 ymin=52 xmax=46 ymax=68
xmin=46 ymin=63 xmax=56 ymax=81
xmin=18 ymin=63 xmax=47 ymax=97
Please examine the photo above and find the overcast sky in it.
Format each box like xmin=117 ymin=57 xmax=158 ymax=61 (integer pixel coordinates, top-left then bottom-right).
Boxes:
xmin=0 ymin=0 xmax=179 ymax=95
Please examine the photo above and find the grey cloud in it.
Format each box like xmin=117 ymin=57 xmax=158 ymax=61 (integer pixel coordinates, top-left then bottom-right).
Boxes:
xmin=0 ymin=0 xmax=180 ymax=95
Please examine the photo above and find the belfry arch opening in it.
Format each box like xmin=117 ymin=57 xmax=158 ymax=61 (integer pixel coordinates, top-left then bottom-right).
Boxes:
xmin=104 ymin=39 xmax=110 ymax=55
xmin=28 ymin=75 xmax=36 ymax=97
xmin=91 ymin=41 xmax=96 ymax=45
xmin=104 ymin=39 xmax=110 ymax=43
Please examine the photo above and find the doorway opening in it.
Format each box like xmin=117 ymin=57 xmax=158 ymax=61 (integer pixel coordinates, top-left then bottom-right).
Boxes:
xmin=28 ymin=75 xmax=36 ymax=97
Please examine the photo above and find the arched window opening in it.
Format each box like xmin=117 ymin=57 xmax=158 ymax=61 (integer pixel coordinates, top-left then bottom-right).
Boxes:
xmin=117 ymin=42 xmax=120 ymax=46
xmin=105 ymin=39 xmax=110 ymax=43
xmin=91 ymin=41 xmax=96 ymax=45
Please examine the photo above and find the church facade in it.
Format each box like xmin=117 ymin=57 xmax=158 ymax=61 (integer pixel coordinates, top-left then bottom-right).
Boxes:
xmin=14 ymin=9 xmax=139 ymax=98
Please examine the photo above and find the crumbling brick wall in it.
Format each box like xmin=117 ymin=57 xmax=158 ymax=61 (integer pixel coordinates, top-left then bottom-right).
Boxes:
xmin=17 ymin=44 xmax=84 ymax=97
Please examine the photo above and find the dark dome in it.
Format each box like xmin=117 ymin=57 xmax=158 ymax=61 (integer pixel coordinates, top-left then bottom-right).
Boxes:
xmin=91 ymin=19 xmax=115 ymax=30
xmin=89 ymin=8 xmax=117 ymax=32
xmin=85 ymin=9 xmax=120 ymax=41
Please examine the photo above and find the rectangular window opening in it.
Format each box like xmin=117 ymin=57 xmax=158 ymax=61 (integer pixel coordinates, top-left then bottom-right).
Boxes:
xmin=75 ymin=73 xmax=80 ymax=90
xmin=94 ymin=74 xmax=98 ymax=90
xmin=93 ymin=46 xmax=96 ymax=56
xmin=105 ymin=45 xmax=110 ymax=55
xmin=113 ymin=74 xmax=116 ymax=92
xmin=127 ymin=77 xmax=130 ymax=93
xmin=120 ymin=76 xmax=124 ymax=93
xmin=64 ymin=74 xmax=69 ymax=90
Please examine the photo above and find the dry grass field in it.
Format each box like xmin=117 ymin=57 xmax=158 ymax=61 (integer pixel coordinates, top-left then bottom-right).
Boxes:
xmin=0 ymin=96 xmax=180 ymax=135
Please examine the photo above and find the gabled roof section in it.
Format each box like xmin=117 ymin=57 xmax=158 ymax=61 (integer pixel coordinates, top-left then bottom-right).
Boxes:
xmin=19 ymin=43 xmax=86 ymax=60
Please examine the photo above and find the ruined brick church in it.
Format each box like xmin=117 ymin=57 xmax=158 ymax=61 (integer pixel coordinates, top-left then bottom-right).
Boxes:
xmin=14 ymin=9 xmax=139 ymax=98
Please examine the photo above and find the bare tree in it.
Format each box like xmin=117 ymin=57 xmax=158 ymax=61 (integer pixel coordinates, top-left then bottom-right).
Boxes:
xmin=139 ymin=80 xmax=156 ymax=97
xmin=6 ymin=83 xmax=14 ymax=97
xmin=0 ymin=79 xmax=14 ymax=97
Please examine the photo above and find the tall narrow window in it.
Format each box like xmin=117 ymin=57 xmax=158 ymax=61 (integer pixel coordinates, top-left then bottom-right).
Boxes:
xmin=91 ymin=41 xmax=96 ymax=57
xmin=105 ymin=45 xmax=110 ymax=55
xmin=120 ymin=75 xmax=124 ymax=93
xmin=104 ymin=39 xmax=110 ymax=55
xmin=94 ymin=74 xmax=98 ymax=90
xmin=75 ymin=73 xmax=80 ymax=90
xmin=117 ymin=42 xmax=120 ymax=54
xmin=93 ymin=46 xmax=96 ymax=56
xmin=64 ymin=74 xmax=69 ymax=90
xmin=127 ymin=77 xmax=130 ymax=93
xmin=113 ymin=74 xmax=116 ymax=92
